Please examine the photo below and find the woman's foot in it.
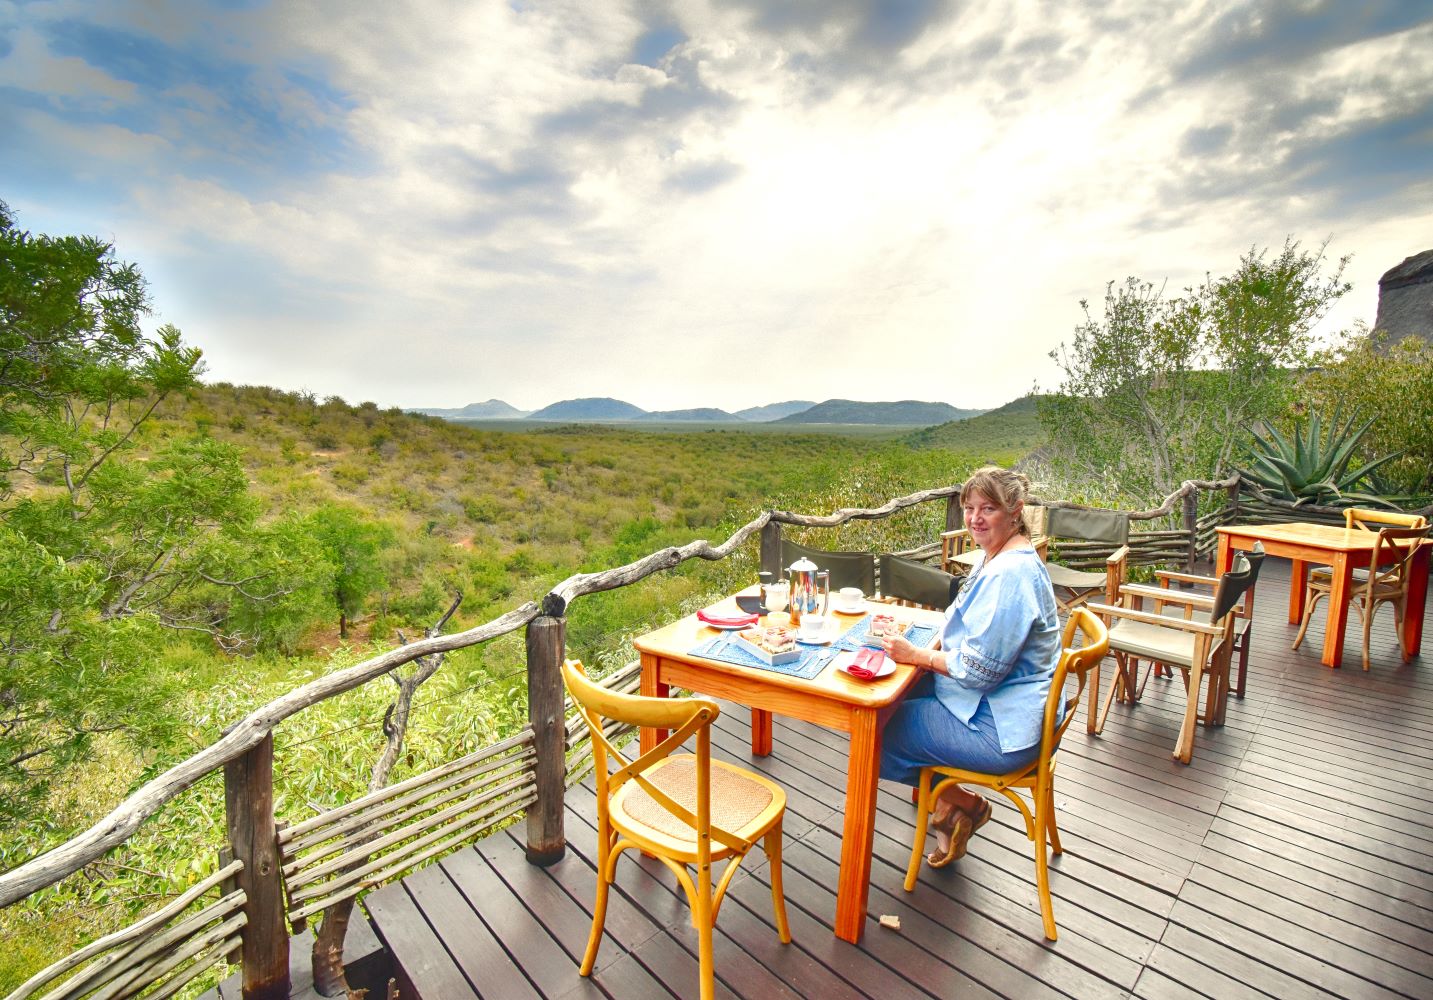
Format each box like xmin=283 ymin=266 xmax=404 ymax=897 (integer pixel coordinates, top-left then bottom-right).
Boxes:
xmin=926 ymin=794 xmax=991 ymax=868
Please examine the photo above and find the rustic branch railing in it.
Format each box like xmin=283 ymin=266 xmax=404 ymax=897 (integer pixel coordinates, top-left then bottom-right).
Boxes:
xmin=4 ymin=469 xmax=1346 ymax=1000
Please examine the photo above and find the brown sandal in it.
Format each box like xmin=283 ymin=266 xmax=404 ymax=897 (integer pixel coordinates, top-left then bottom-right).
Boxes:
xmin=926 ymin=809 xmax=973 ymax=868
xmin=926 ymin=796 xmax=991 ymax=868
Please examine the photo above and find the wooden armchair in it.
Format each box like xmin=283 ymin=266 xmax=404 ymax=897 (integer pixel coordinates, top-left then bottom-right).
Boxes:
xmin=1148 ymin=542 xmax=1264 ymax=698
xmin=1089 ymin=549 xmax=1262 ymax=763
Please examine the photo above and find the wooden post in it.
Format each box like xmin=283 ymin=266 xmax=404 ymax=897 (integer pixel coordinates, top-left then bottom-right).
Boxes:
xmin=1183 ymin=489 xmax=1198 ymax=574
xmin=525 ymin=611 xmax=566 ymax=866
xmin=1227 ymin=478 xmax=1241 ymax=522
xmin=945 ymin=493 xmax=962 ymax=533
xmin=761 ymin=520 xmax=783 ymax=577
xmin=224 ymin=733 xmax=289 ymax=1000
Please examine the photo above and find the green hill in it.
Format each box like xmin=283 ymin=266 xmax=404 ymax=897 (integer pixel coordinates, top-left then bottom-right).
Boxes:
xmin=903 ymin=394 xmax=1048 ymax=459
xmin=774 ymin=398 xmax=982 ymax=425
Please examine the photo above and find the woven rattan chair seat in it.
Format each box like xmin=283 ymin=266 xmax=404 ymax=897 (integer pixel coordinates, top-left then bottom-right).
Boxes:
xmin=615 ymin=756 xmax=775 ymax=842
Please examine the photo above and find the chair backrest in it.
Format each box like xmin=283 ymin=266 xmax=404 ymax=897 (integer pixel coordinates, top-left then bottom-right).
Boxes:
xmin=1368 ymin=526 xmax=1431 ymax=597
xmin=1044 ymin=607 xmax=1110 ymax=753
xmin=780 ymin=539 xmax=876 ymax=595
xmin=1210 ymin=549 xmax=1262 ymax=624
xmin=1344 ymin=507 xmax=1428 ymax=531
xmin=1045 ymin=506 xmax=1130 ymax=546
xmin=878 ymin=554 xmax=958 ymax=609
xmin=562 ymin=660 xmax=737 ymax=850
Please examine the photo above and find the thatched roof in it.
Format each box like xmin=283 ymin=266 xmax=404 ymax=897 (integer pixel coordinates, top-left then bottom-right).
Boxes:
xmin=1374 ymin=249 xmax=1433 ymax=347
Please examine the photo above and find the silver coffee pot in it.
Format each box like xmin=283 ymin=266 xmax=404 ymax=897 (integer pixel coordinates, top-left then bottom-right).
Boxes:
xmin=786 ymin=557 xmax=829 ymax=626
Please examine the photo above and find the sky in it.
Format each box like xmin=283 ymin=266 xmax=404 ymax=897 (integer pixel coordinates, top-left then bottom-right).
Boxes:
xmin=3 ymin=1 xmax=1432 ymax=414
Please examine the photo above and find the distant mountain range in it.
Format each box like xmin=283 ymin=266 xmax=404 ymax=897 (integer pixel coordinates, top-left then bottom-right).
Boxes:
xmin=774 ymin=399 xmax=982 ymax=425
xmin=409 ymin=396 xmax=987 ymax=426
xmin=411 ymin=399 xmax=531 ymax=420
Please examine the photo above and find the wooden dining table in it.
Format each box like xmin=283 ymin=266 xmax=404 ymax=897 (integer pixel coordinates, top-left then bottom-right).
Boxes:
xmin=1216 ymin=522 xmax=1431 ymax=668
xmin=633 ymin=592 xmax=942 ymax=944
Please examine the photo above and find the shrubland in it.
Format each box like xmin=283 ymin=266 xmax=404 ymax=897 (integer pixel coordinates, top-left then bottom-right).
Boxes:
xmin=2 ymin=198 xmax=1037 ymax=987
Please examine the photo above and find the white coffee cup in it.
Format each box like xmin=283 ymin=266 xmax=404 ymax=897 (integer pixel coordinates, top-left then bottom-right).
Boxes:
xmin=837 ymin=587 xmax=863 ymax=611
xmin=799 ymin=614 xmax=829 ymax=642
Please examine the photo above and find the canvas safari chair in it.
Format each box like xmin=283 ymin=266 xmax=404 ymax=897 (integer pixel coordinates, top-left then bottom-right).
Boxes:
xmin=901 ymin=608 xmax=1109 ymax=940
xmin=1041 ymin=506 xmax=1130 ymax=614
xmin=1148 ymin=542 xmax=1265 ymax=698
xmin=877 ymin=553 xmax=959 ymax=610
xmin=1294 ymin=525 xmax=1431 ymax=670
xmin=1089 ymin=550 xmax=1262 ymax=763
xmin=780 ymin=538 xmax=877 ymax=596
xmin=561 ymin=660 xmax=791 ymax=1000
xmin=940 ymin=504 xmax=1049 ymax=576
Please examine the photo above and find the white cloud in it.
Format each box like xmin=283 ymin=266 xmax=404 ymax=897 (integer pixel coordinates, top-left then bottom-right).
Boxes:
xmin=6 ymin=0 xmax=1432 ymax=411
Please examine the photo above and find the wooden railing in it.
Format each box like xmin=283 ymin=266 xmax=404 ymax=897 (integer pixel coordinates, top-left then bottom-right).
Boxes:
xmin=13 ymin=470 xmax=1391 ymax=1000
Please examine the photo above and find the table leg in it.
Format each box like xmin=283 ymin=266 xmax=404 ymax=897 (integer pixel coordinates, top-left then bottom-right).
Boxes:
xmin=750 ymin=709 xmax=773 ymax=756
xmin=639 ymin=653 xmax=670 ymax=755
xmin=1288 ymin=559 xmax=1307 ymax=624
xmin=1216 ymin=535 xmax=1233 ymax=576
xmin=1321 ymin=555 xmax=1351 ymax=668
xmin=1402 ymin=544 xmax=1430 ymax=661
xmin=834 ymin=709 xmax=881 ymax=944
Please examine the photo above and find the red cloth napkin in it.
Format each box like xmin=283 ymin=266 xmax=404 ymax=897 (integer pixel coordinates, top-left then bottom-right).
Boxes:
xmin=697 ymin=609 xmax=759 ymax=629
xmin=846 ymin=647 xmax=885 ymax=680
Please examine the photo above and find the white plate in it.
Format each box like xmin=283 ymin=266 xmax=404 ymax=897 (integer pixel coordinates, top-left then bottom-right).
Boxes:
xmin=832 ymin=600 xmax=867 ymax=615
xmin=833 ymin=649 xmax=896 ymax=679
xmin=700 ymin=618 xmax=757 ymax=631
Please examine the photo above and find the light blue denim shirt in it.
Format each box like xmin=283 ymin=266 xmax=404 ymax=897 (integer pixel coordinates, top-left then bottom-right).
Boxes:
xmin=933 ymin=547 xmax=1061 ymax=754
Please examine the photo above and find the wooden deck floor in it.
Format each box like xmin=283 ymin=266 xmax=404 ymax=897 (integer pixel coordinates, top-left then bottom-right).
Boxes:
xmin=366 ymin=559 xmax=1433 ymax=999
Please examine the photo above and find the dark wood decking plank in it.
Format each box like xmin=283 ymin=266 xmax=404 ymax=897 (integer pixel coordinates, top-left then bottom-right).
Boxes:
xmin=799 ymin=825 xmax=1135 ymax=999
xmin=402 ymin=861 xmax=543 ymax=1000
xmin=1194 ymin=834 xmax=1433 ymax=956
xmin=442 ymin=844 xmax=607 ymax=999
xmin=1166 ymin=898 xmax=1406 ymax=1000
xmin=1180 ymin=870 xmax=1433 ymax=997
xmin=1155 ymin=922 xmax=1340 ymax=1000
xmin=364 ymin=879 xmax=480 ymax=999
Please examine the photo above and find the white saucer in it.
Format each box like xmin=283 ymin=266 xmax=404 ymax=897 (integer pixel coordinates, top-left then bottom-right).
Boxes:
xmin=833 ymin=600 xmax=867 ymax=615
xmin=796 ymin=627 xmax=837 ymax=646
xmin=833 ymin=649 xmax=895 ymax=679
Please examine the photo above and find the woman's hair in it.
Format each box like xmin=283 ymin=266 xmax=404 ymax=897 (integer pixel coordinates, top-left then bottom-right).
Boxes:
xmin=960 ymin=466 xmax=1034 ymax=537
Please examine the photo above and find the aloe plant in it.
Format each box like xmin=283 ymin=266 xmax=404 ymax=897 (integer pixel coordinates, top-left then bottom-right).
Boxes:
xmin=1237 ymin=405 xmax=1405 ymax=507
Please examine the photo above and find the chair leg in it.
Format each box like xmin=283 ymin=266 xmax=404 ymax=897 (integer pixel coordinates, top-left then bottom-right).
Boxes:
xmin=1291 ymin=590 xmax=1325 ymax=650
xmin=1044 ymin=783 xmax=1062 ymax=856
xmin=764 ymin=826 xmax=792 ymax=944
xmin=1173 ymin=662 xmax=1202 ymax=763
xmin=1234 ymin=636 xmax=1249 ymax=698
xmin=904 ymin=769 xmax=935 ymax=891
xmin=580 ymin=825 xmax=615 ymax=976
xmin=1033 ymin=785 xmax=1057 ymax=941
xmin=695 ymin=859 xmax=715 ymax=1000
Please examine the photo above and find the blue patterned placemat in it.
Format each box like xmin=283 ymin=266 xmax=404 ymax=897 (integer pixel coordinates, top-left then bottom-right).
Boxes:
xmin=689 ymin=634 xmax=839 ymax=680
xmin=835 ymin=615 xmax=939 ymax=651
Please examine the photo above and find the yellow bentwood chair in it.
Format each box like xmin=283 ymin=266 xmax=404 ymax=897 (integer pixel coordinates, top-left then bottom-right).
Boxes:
xmin=901 ymin=608 xmax=1110 ymax=941
xmin=1293 ymin=525 xmax=1431 ymax=670
xmin=561 ymin=660 xmax=790 ymax=1000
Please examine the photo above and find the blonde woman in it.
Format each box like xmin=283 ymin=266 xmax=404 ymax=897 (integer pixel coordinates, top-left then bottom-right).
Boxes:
xmin=880 ymin=466 xmax=1060 ymax=866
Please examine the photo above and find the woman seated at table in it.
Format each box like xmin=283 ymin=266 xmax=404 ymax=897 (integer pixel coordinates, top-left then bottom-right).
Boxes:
xmin=879 ymin=465 xmax=1060 ymax=866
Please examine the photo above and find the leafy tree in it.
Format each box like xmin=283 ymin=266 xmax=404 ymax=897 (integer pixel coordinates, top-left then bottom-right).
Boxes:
xmin=0 ymin=203 xmax=324 ymax=819
xmin=305 ymin=504 xmax=394 ymax=638
xmin=1303 ymin=327 xmax=1433 ymax=499
xmin=1038 ymin=240 xmax=1351 ymax=498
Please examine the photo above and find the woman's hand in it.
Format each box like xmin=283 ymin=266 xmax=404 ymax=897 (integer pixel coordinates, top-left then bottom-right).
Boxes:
xmin=882 ymin=635 xmax=921 ymax=666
